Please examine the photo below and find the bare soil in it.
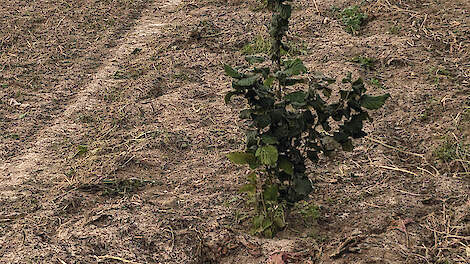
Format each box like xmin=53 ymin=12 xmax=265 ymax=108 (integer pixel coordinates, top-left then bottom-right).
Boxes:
xmin=0 ymin=0 xmax=469 ymax=263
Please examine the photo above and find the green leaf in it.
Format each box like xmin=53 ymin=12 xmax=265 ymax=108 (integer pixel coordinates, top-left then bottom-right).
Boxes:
xmin=227 ymin=152 xmax=257 ymax=165
xmin=264 ymin=76 xmax=275 ymax=87
xmin=253 ymin=215 xmax=264 ymax=229
xmin=321 ymin=87 xmax=332 ymax=98
xmin=352 ymin=78 xmax=366 ymax=94
xmin=240 ymin=183 xmax=256 ymax=194
xmin=283 ymin=78 xmax=305 ymax=86
xmin=246 ymin=130 xmax=257 ymax=148
xmin=293 ymin=176 xmax=313 ymax=196
xmin=341 ymin=139 xmax=354 ymax=152
xmin=279 ymin=4 xmax=292 ymax=19
xmin=263 ymin=184 xmax=279 ymax=201
xmin=224 ymin=64 xmax=242 ymax=79
xmin=224 ymin=91 xmax=239 ymax=104
xmin=236 ymin=75 xmax=259 ymax=86
xmin=339 ymin=90 xmax=350 ymax=100
xmin=284 ymin=91 xmax=306 ymax=105
xmin=360 ymin=94 xmax=390 ymax=110
xmin=254 ymin=114 xmax=271 ymax=129
xmin=282 ymin=59 xmax=307 ymax=77
xmin=341 ymin=112 xmax=369 ymax=138
xmin=255 ymin=145 xmax=278 ymax=166
xmin=323 ymin=77 xmax=336 ymax=84
xmin=274 ymin=216 xmax=286 ymax=229
xmin=247 ymin=171 xmax=257 ymax=184
xmin=77 ymin=145 xmax=88 ymax=155
xmin=278 ymin=158 xmax=294 ymax=175
xmin=239 ymin=109 xmax=252 ymax=119
xmin=253 ymin=67 xmax=270 ymax=79
xmin=261 ymin=135 xmax=278 ymax=145
xmin=245 ymin=55 xmax=265 ymax=64
xmin=262 ymin=218 xmax=273 ymax=230
xmin=263 ymin=227 xmax=273 ymax=238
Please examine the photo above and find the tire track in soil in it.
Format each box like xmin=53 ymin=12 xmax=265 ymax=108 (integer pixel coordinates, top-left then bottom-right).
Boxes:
xmin=0 ymin=0 xmax=179 ymax=198
xmin=0 ymin=0 xmax=181 ymax=261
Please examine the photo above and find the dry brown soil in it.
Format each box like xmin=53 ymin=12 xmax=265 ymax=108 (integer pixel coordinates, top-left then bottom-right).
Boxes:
xmin=1 ymin=0 xmax=469 ymax=263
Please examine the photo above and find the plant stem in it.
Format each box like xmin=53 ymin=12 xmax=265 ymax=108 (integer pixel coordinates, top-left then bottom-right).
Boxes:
xmin=269 ymin=0 xmax=283 ymax=98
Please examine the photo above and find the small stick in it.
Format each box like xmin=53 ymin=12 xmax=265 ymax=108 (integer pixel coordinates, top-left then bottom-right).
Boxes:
xmin=313 ymin=0 xmax=320 ymax=15
xmin=94 ymin=255 xmax=142 ymax=264
xmin=393 ymin=188 xmax=421 ymax=196
xmin=378 ymin=165 xmax=419 ymax=177
xmin=366 ymin=136 xmax=425 ymax=159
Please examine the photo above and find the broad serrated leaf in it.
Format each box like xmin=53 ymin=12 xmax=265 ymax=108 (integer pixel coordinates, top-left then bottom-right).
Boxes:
xmin=278 ymin=158 xmax=294 ymax=175
xmin=239 ymin=109 xmax=252 ymax=119
xmin=279 ymin=4 xmax=292 ymax=19
xmin=282 ymin=58 xmax=307 ymax=77
xmin=323 ymin=77 xmax=336 ymax=84
xmin=253 ymin=215 xmax=264 ymax=229
xmin=261 ymin=135 xmax=279 ymax=145
xmin=283 ymin=78 xmax=305 ymax=86
xmin=227 ymin=152 xmax=256 ymax=165
xmin=245 ymin=55 xmax=265 ymax=64
xmin=273 ymin=216 xmax=285 ymax=228
xmin=224 ymin=91 xmax=239 ymax=104
xmin=360 ymin=94 xmax=390 ymax=110
xmin=247 ymin=171 xmax=257 ymax=184
xmin=263 ymin=184 xmax=279 ymax=201
xmin=236 ymin=75 xmax=259 ymax=86
xmin=352 ymin=78 xmax=366 ymax=94
xmin=284 ymin=91 xmax=306 ymax=104
xmin=246 ymin=130 xmax=257 ymax=148
xmin=264 ymin=76 xmax=275 ymax=87
xmin=240 ymin=183 xmax=256 ymax=194
xmin=254 ymin=114 xmax=271 ymax=129
xmin=255 ymin=145 xmax=278 ymax=166
xmin=321 ymin=87 xmax=332 ymax=98
xmin=224 ymin=64 xmax=242 ymax=79
xmin=253 ymin=67 xmax=270 ymax=78
xmin=262 ymin=218 xmax=273 ymax=230
xmin=293 ymin=176 xmax=313 ymax=196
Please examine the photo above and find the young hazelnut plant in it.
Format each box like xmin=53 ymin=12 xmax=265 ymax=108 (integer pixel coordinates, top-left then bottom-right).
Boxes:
xmin=224 ymin=0 xmax=390 ymax=237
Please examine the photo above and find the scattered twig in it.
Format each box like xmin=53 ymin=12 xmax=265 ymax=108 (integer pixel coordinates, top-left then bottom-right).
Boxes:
xmin=121 ymin=155 xmax=135 ymax=167
xmin=94 ymin=255 xmax=142 ymax=264
xmin=312 ymin=0 xmax=320 ymax=15
xmin=417 ymin=166 xmax=438 ymax=177
xmin=330 ymin=231 xmax=364 ymax=259
xmin=330 ymin=238 xmax=363 ymax=259
xmin=378 ymin=165 xmax=419 ymax=177
xmin=393 ymin=188 xmax=421 ymax=196
xmin=363 ymin=202 xmax=384 ymax=208
xmin=365 ymin=136 xmax=425 ymax=159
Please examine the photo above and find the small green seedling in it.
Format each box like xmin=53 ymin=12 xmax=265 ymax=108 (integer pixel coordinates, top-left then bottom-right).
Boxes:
xmin=341 ymin=6 xmax=367 ymax=35
xmin=74 ymin=145 xmax=88 ymax=158
xmin=352 ymin=56 xmax=376 ymax=70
